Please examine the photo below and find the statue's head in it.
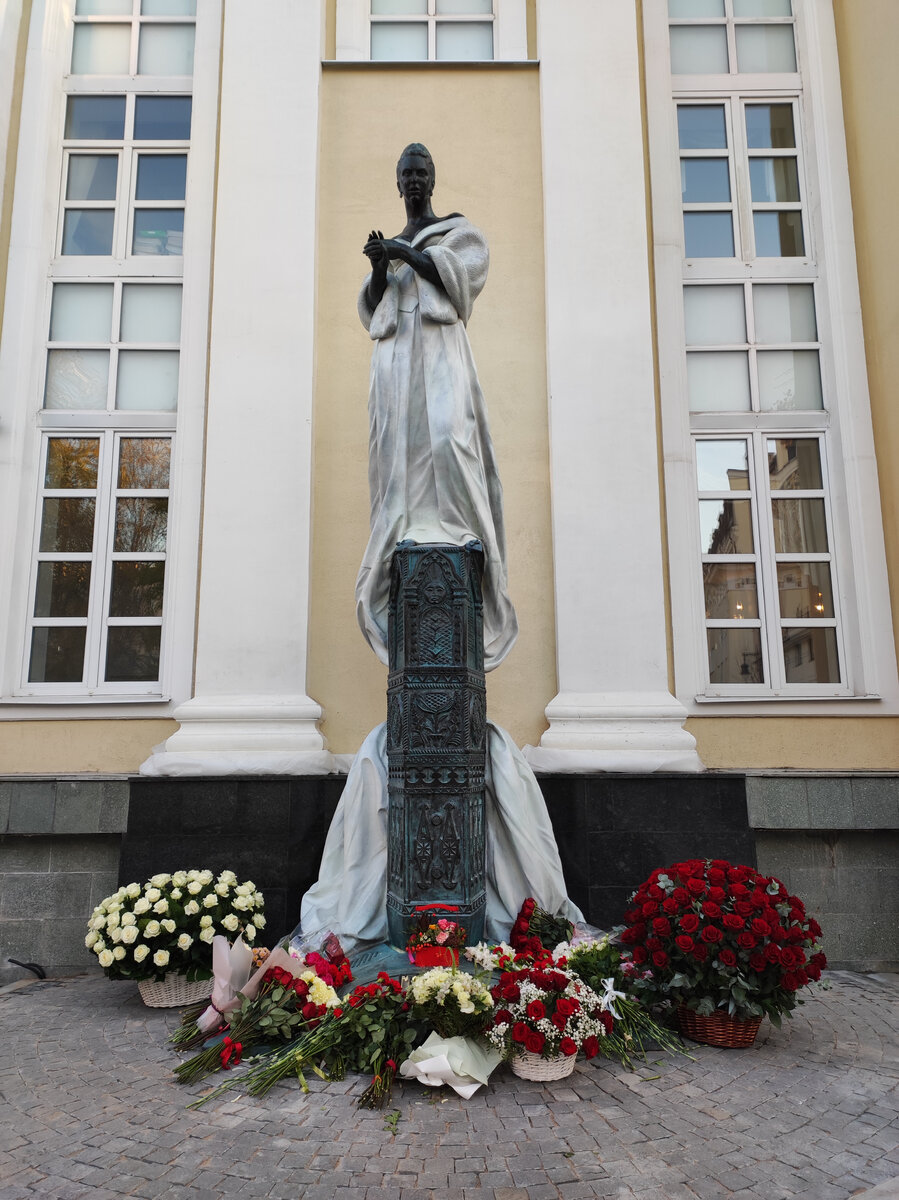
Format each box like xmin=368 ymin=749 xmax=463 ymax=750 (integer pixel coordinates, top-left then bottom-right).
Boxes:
xmin=396 ymin=143 xmax=436 ymax=197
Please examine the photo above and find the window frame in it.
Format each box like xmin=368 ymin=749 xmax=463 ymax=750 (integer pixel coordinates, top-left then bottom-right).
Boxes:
xmin=334 ymin=0 xmax=528 ymax=62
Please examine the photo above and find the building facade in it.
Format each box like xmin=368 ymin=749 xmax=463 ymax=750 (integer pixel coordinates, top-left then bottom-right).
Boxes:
xmin=1 ymin=0 xmax=897 ymax=981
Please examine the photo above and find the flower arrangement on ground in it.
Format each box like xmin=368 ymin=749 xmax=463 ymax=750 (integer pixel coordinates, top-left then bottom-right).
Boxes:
xmin=509 ymin=897 xmax=574 ymax=958
xmin=85 ymin=870 xmax=265 ymax=982
xmin=408 ymin=967 xmax=494 ymax=1039
xmin=407 ymin=909 xmax=466 ymax=965
xmin=619 ymin=858 xmax=826 ymax=1025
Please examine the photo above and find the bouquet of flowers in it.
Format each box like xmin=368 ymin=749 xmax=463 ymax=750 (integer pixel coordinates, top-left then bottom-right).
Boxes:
xmin=85 ymin=870 xmax=265 ymax=982
xmin=619 ymin=858 xmax=826 ymax=1024
xmin=408 ymin=967 xmax=494 ymax=1039
xmin=486 ymin=960 xmax=613 ymax=1064
xmin=509 ymin=898 xmax=574 ymax=957
xmin=407 ymin=908 xmax=466 ymax=965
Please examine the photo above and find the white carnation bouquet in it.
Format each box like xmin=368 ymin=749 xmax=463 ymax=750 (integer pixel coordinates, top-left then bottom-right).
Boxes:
xmin=408 ymin=967 xmax=494 ymax=1039
xmin=85 ymin=869 xmax=265 ymax=983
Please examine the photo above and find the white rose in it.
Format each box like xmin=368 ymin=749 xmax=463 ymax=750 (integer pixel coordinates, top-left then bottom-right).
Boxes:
xmin=106 ymin=912 xmax=120 ymax=930
xmin=126 ymin=882 xmax=141 ymax=899
xmin=133 ymin=944 xmax=150 ymax=963
xmin=245 ymin=924 xmax=256 ymax=941
xmin=90 ymin=915 xmax=106 ymax=931
xmin=153 ymin=899 xmax=169 ymax=914
xmin=200 ymin=915 xmax=213 ymax=928
xmin=121 ymin=925 xmax=139 ymax=944
xmin=113 ymin=946 xmax=126 ymax=961
xmin=219 ymin=870 xmax=237 ymax=885
xmin=170 ymin=888 xmax=182 ymax=900
xmin=203 ymin=894 xmax=218 ymax=908
xmin=98 ymin=949 xmax=114 ymax=968
xmin=235 ymin=884 xmax=251 ymax=897
xmin=133 ymin=898 xmax=151 ymax=915
xmin=184 ymin=900 xmax=200 ymax=917
xmin=187 ymin=881 xmax=203 ymax=895
xmin=144 ymin=921 xmax=161 ymax=938
xmin=109 ymin=927 xmax=123 ymax=944
xmin=85 ymin=931 xmax=99 ymax=949
xmin=150 ymin=873 xmax=171 ymax=888
xmin=215 ymin=882 xmax=229 ymax=897
xmin=162 ymin=919 xmax=176 ymax=933
xmin=177 ymin=933 xmax=193 ymax=950
xmin=145 ymin=888 xmax=161 ymax=903
xmin=233 ymin=895 xmax=249 ymax=911
xmin=120 ymin=912 xmax=136 ymax=927
xmin=106 ymin=901 xmax=121 ymax=913
xmin=93 ymin=938 xmax=106 ymax=952
xmin=255 ymin=914 xmax=266 ymax=929
xmin=221 ymin=913 xmax=239 ymax=932
xmin=198 ymin=870 xmax=213 ymax=885
xmin=172 ymin=871 xmax=188 ymax=888
xmin=199 ymin=927 xmax=215 ymax=943
xmin=153 ymin=950 xmax=170 ymax=968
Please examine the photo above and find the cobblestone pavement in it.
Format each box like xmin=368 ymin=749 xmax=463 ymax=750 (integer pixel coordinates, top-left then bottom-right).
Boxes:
xmin=0 ymin=971 xmax=897 ymax=1200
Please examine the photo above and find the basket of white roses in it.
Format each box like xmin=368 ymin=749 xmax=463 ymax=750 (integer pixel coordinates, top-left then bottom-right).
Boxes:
xmin=85 ymin=869 xmax=265 ymax=1007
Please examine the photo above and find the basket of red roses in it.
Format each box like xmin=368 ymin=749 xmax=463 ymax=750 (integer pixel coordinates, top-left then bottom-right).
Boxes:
xmin=619 ymin=858 xmax=826 ymax=1047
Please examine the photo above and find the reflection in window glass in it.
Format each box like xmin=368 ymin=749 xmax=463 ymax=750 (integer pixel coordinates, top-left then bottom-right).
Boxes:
xmin=684 ymin=211 xmax=734 ymax=257
xmin=66 ymin=155 xmax=118 ymax=201
xmin=685 ymin=286 xmax=746 ymax=345
xmin=782 ymin=627 xmax=838 ymax=684
xmin=136 ymin=155 xmax=187 ymax=200
xmin=29 ymin=628 xmax=87 ymax=683
xmin=745 ymin=103 xmax=795 ymax=148
xmin=65 ymin=96 xmax=126 ymax=140
xmin=771 ymin=498 xmax=828 ymax=553
xmin=39 ymin=499 xmax=96 ymax=552
xmin=45 ymin=349 xmax=109 ymax=410
xmin=134 ymin=96 xmax=192 ymax=140
xmin=114 ymin=498 xmax=169 ymax=552
xmin=371 ymin=22 xmax=429 ymax=59
xmin=735 ymin=24 xmax=796 ymax=72
xmin=707 ymin=627 xmax=764 ymax=684
xmin=670 ymin=26 xmax=728 ymax=74
xmin=703 ymin=563 xmax=758 ymax=619
xmin=132 ymin=208 xmax=184 ymax=255
xmin=109 ymin=561 xmax=166 ymax=616
xmin=696 ymin=439 xmax=750 ymax=491
xmin=757 ymin=350 xmax=822 ymax=410
xmin=687 ymin=352 xmax=750 ymax=411
xmin=45 ymin=438 xmax=100 ymax=488
xmin=777 ymin=562 xmax=833 ymax=618
xmin=62 ymin=209 xmax=115 ymax=255
xmin=681 ymin=158 xmax=731 ymax=202
xmin=749 ymin=157 xmax=800 ymax=202
xmin=754 ymin=210 xmax=804 ymax=256
xmin=50 ymin=283 xmax=114 ymax=342
xmin=105 ymin=626 xmax=161 ymax=682
xmin=34 ymin=562 xmax=92 ymax=618
xmin=767 ymin=438 xmax=822 ymax=489
xmin=753 ymin=284 xmax=816 ymax=343
xmin=699 ymin=499 xmax=754 ymax=553
xmin=118 ymin=438 xmax=172 ymax=489
xmin=678 ymin=105 xmax=727 ymax=149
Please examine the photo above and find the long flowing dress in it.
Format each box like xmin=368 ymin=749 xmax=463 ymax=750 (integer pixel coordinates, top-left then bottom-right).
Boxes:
xmin=355 ymin=216 xmax=518 ymax=671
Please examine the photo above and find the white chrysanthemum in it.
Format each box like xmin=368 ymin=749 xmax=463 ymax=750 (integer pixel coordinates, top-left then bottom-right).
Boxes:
xmin=221 ymin=913 xmax=240 ymax=932
xmin=199 ymin=927 xmax=215 ymax=943
xmin=177 ymin=933 xmax=193 ymax=950
xmin=150 ymin=873 xmax=171 ymax=888
xmin=98 ymin=949 xmax=114 ymax=968
xmin=153 ymin=899 xmax=168 ymax=914
xmin=202 ymin=894 xmax=218 ymax=908
xmin=187 ymin=881 xmax=203 ymax=895
xmin=133 ymin=897 xmax=151 ymax=915
xmin=121 ymin=925 xmax=139 ymax=944
xmin=85 ymin=931 xmax=99 ymax=948
xmin=120 ymin=911 xmax=136 ymax=927
xmin=161 ymin=918 xmax=176 ymax=934
xmin=200 ymin=915 xmax=213 ymax=928
xmin=153 ymin=949 xmax=170 ymax=967
xmin=184 ymin=900 xmax=200 ymax=916
xmin=144 ymin=920 xmax=161 ymax=938
xmin=133 ymin=944 xmax=150 ymax=963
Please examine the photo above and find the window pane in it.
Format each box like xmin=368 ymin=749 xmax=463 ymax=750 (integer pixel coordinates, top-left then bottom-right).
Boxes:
xmin=707 ymin=627 xmax=764 ymax=684
xmin=733 ymin=0 xmax=791 ymax=14
xmin=372 ymin=0 xmax=427 ymax=11
xmin=71 ymin=24 xmax=131 ymax=73
xmin=684 ymin=212 xmax=734 ymax=257
xmin=118 ymin=437 xmax=171 ymax=489
xmin=62 ymin=209 xmax=115 ymax=255
xmin=753 ymin=284 xmax=816 ymax=343
xmin=34 ymin=562 xmax=92 ymax=618
xmin=688 ymin=352 xmax=750 ymax=412
xmin=137 ymin=24 xmax=195 ymax=74
xmin=753 ymin=210 xmax=804 ymax=256
xmin=371 ymin=22 xmax=429 ymax=59
xmin=782 ymin=627 xmax=838 ymax=684
xmin=45 ymin=438 xmax=100 ymax=488
xmin=735 ymin=24 xmax=796 ymax=71
xmin=142 ymin=0 xmax=197 ymax=12
xmin=745 ymin=103 xmax=795 ymax=148
xmin=120 ymin=284 xmax=182 ymax=342
xmin=669 ymin=0 xmax=724 ymax=14
xmin=771 ymin=498 xmax=828 ymax=553
xmin=677 ymin=105 xmax=727 ymax=149
xmin=437 ymin=0 xmax=493 ymax=11
xmin=109 ymin=561 xmax=165 ymax=616
xmin=105 ymin=626 xmax=161 ymax=682
xmin=436 ymin=22 xmax=493 ymax=59
xmin=757 ymin=350 xmax=822 ymax=410
xmin=66 ymin=155 xmax=118 ymax=201
xmin=777 ymin=562 xmax=834 ymax=619
xmin=65 ymin=96 xmax=126 ymax=140
xmin=681 ymin=158 xmax=730 ymax=202
xmin=29 ymin=627 xmax=87 ymax=683
xmin=768 ymin=438 xmax=822 ymax=490
xmin=132 ymin=208 xmax=184 ymax=255
xmin=699 ymin=499 xmax=754 ymax=553
xmin=134 ymin=96 xmax=192 ymax=140
xmin=114 ymin=498 xmax=169 ymax=552
xmin=749 ymin=157 xmax=800 ymax=202
xmin=669 ymin=26 xmax=728 ymax=73
xmin=45 ymin=349 xmax=109 ymax=409
xmin=703 ymin=564 xmax=758 ymax=619
xmin=50 ymin=283 xmax=113 ymax=342
xmin=685 ymin=286 xmax=746 ymax=344
xmin=76 ymin=0 xmax=132 ymax=12
xmin=116 ymin=350 xmax=179 ymax=409
xmin=40 ymin=499 xmax=96 ymax=552
xmin=135 ymin=154 xmax=187 ymax=200
xmin=696 ymin=439 xmax=750 ymax=491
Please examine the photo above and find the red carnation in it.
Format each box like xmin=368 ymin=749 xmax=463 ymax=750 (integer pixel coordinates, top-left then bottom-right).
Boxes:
xmin=560 ymin=1037 xmax=578 ymax=1057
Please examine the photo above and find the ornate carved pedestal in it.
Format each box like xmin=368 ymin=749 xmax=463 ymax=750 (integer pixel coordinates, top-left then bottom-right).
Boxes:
xmin=386 ymin=542 xmax=487 ymax=948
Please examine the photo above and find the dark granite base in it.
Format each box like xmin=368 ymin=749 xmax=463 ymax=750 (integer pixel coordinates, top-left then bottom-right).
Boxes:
xmin=122 ymin=773 xmax=753 ymax=941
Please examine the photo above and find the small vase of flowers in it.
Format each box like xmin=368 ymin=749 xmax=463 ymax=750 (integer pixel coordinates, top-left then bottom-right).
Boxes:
xmin=618 ymin=858 xmax=826 ymax=1045
xmin=406 ymin=909 xmax=466 ymax=967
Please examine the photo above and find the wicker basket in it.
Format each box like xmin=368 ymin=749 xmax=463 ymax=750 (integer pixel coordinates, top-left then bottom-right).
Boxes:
xmin=510 ymin=1050 xmax=577 ymax=1081
xmin=138 ymin=972 xmax=212 ymax=1009
xmin=676 ymin=1006 xmax=763 ymax=1048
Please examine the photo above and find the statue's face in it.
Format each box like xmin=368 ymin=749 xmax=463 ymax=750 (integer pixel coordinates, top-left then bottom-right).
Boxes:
xmin=397 ymin=154 xmax=433 ymax=201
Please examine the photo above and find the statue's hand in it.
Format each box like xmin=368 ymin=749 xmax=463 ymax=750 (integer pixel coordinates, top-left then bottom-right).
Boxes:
xmin=363 ymin=230 xmax=389 ymax=271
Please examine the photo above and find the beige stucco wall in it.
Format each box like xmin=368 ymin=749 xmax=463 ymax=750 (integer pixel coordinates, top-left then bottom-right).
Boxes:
xmin=0 ymin=720 xmax=178 ymax=774
xmin=308 ymin=64 xmax=555 ymax=753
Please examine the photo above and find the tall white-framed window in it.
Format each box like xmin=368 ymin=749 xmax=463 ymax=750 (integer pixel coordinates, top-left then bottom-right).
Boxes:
xmin=645 ymin=0 xmax=899 ymax=707
xmin=335 ymin=0 xmax=528 ymax=62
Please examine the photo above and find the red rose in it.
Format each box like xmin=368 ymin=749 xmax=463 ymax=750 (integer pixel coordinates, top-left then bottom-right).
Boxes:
xmin=600 ymin=1012 xmax=613 ymax=1035
xmin=301 ymin=1002 xmax=318 ymax=1021
xmin=808 ymin=919 xmax=822 ymax=939
xmin=782 ymin=971 xmax=800 ymax=991
xmin=648 ymin=884 xmax=665 ymax=901
xmin=526 ymin=999 xmax=546 ymax=1021
xmin=730 ymin=883 xmax=749 ymax=897
xmin=737 ymin=931 xmax=757 ymax=949
xmin=642 ymin=900 xmax=659 ymax=917
xmin=645 ymin=937 xmax=662 ymax=953
xmin=701 ymin=901 xmax=722 ymax=919
xmin=764 ymin=943 xmax=782 ymax=964
xmin=680 ymin=913 xmax=700 ymax=934
xmin=560 ymin=1037 xmax=578 ymax=1057
xmin=708 ymin=868 xmax=725 ymax=885
xmin=751 ymin=918 xmax=771 ymax=936
xmin=631 ymin=946 xmax=648 ymax=964
xmin=503 ymin=983 xmax=521 ymax=1003
xmin=495 ymin=1009 xmax=513 ymax=1025
xmin=555 ymin=997 xmax=574 ymax=1018
xmin=686 ymin=878 xmax=707 ymax=896
xmin=662 ymin=897 xmax=679 ymax=915
xmin=552 ymin=1012 xmax=567 ymax=1031
xmin=512 ymin=1022 xmax=529 ymax=1043
xmin=584 ymin=1034 xmax=600 ymax=1058
xmin=708 ymin=886 xmax=726 ymax=903
xmin=523 ymin=898 xmax=536 ymax=916
xmin=701 ymin=925 xmax=723 ymax=943
xmin=675 ymin=934 xmax=694 ymax=953
xmin=727 ymin=866 xmax=749 ymax=883
xmin=652 ymin=917 xmax=672 ymax=936
xmin=722 ymin=913 xmax=744 ymax=930
xmin=810 ymin=952 xmax=827 ymax=969
xmin=672 ymin=887 xmax=690 ymax=904
xmin=734 ymin=900 xmax=753 ymax=916
xmin=525 ymin=1030 xmax=545 ymax=1055
xmin=718 ymin=947 xmax=737 ymax=967
xmin=652 ymin=950 xmax=669 ymax=968
xmin=691 ymin=943 xmax=708 ymax=962
xmin=748 ymin=952 xmax=767 ymax=972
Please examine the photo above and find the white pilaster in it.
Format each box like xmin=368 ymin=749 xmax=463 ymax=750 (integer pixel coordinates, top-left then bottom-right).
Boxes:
xmin=525 ymin=0 xmax=702 ymax=773
xmin=144 ymin=0 xmax=333 ymax=776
